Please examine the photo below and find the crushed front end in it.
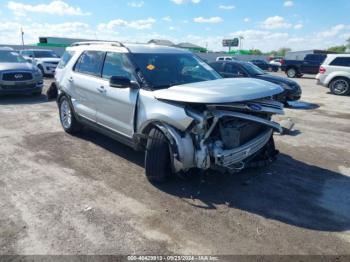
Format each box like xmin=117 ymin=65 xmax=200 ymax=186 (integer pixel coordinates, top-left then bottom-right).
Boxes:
xmin=184 ymin=98 xmax=284 ymax=173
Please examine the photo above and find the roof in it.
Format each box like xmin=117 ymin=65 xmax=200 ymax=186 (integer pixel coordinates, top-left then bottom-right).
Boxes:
xmin=176 ymin=42 xmax=204 ymax=49
xmin=126 ymin=43 xmax=190 ymax=54
xmin=0 ymin=47 xmax=14 ymax=51
xmin=68 ymin=41 xmax=191 ymax=54
xmin=325 ymin=53 xmax=350 ymax=58
xmin=21 ymin=49 xmax=54 ymax=52
xmin=148 ymin=39 xmax=175 ymax=46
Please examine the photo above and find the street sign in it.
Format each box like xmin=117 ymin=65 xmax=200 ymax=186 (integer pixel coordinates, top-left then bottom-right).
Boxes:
xmin=222 ymin=38 xmax=239 ymax=47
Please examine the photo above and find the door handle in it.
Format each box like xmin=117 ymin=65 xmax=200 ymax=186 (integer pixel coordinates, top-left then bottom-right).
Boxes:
xmin=97 ymin=86 xmax=106 ymax=93
xmin=68 ymin=77 xmax=74 ymax=83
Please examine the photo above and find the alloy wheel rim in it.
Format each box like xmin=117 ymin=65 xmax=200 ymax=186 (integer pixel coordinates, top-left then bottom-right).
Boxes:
xmin=60 ymin=100 xmax=72 ymax=129
xmin=334 ymin=80 xmax=348 ymax=94
xmin=288 ymin=69 xmax=296 ymax=77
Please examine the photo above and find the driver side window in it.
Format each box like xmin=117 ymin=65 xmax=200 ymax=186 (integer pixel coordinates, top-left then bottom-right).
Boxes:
xmin=102 ymin=52 xmax=135 ymax=81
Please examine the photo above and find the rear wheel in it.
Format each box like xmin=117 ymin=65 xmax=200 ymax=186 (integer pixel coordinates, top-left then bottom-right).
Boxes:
xmin=329 ymin=78 xmax=350 ymax=96
xmin=145 ymin=128 xmax=172 ymax=183
xmin=58 ymin=96 xmax=82 ymax=134
xmin=286 ymin=68 xmax=297 ymax=78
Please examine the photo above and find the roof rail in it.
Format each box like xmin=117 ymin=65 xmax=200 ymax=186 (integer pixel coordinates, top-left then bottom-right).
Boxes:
xmin=70 ymin=41 xmax=125 ymax=47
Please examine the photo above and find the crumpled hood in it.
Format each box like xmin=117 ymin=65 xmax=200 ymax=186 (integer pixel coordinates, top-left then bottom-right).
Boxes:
xmin=153 ymin=78 xmax=283 ymax=104
xmin=0 ymin=62 xmax=36 ymax=72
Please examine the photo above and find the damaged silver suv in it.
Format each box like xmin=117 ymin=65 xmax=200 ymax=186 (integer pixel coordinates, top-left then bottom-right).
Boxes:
xmin=55 ymin=42 xmax=284 ymax=182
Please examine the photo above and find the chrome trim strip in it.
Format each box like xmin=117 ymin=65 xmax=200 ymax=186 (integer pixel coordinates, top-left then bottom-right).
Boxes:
xmin=215 ymin=129 xmax=272 ymax=167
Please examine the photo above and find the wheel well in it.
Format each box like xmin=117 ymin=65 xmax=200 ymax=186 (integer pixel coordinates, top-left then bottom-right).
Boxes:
xmin=286 ymin=66 xmax=297 ymax=71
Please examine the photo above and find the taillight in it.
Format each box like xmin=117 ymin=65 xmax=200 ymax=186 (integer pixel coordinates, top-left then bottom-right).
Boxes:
xmin=280 ymin=59 xmax=285 ymax=65
xmin=319 ymin=66 xmax=326 ymax=74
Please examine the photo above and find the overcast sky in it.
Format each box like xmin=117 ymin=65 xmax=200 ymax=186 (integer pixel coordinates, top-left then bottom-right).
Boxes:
xmin=0 ymin=0 xmax=349 ymax=52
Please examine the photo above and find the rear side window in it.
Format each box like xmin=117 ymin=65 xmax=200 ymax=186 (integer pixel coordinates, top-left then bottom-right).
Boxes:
xmin=58 ymin=51 xmax=75 ymax=69
xmin=74 ymin=51 xmax=105 ymax=77
xmin=330 ymin=57 xmax=350 ymax=67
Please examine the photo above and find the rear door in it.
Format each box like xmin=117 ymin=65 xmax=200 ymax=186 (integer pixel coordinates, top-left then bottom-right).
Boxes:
xmin=70 ymin=50 xmax=105 ymax=122
xmin=96 ymin=52 xmax=139 ymax=138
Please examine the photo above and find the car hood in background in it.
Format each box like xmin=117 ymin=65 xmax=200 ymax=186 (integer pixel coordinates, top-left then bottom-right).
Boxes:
xmin=255 ymin=74 xmax=298 ymax=86
xmin=153 ymin=78 xmax=283 ymax=104
xmin=35 ymin=58 xmax=60 ymax=63
xmin=0 ymin=62 xmax=36 ymax=72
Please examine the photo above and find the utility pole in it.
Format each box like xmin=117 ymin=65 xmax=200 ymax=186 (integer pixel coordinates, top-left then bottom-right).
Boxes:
xmin=21 ymin=27 xmax=24 ymax=47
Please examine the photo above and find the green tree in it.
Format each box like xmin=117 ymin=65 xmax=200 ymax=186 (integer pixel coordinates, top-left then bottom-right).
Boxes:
xmin=249 ymin=49 xmax=263 ymax=55
xmin=327 ymin=45 xmax=346 ymax=53
xmin=347 ymin=37 xmax=350 ymax=49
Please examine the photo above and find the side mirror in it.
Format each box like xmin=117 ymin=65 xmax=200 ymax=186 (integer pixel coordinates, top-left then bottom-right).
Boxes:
xmin=26 ymin=59 xmax=33 ymax=63
xmin=109 ymin=76 xmax=138 ymax=89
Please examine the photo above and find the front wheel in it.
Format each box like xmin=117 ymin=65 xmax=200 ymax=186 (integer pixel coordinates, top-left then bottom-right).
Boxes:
xmin=145 ymin=128 xmax=172 ymax=183
xmin=58 ymin=96 xmax=82 ymax=134
xmin=329 ymin=78 xmax=350 ymax=96
xmin=286 ymin=68 xmax=297 ymax=78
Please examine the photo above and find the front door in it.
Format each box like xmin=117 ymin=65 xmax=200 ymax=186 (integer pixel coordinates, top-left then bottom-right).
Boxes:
xmin=96 ymin=52 xmax=139 ymax=138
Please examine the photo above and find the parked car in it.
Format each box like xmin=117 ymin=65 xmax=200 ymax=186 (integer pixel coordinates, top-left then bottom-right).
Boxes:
xmin=20 ymin=49 xmax=60 ymax=76
xmin=0 ymin=48 xmax=43 ymax=96
xmin=316 ymin=54 xmax=350 ymax=96
xmin=55 ymin=41 xmax=284 ymax=182
xmin=269 ymin=59 xmax=282 ymax=67
xmin=250 ymin=59 xmax=279 ymax=72
xmin=281 ymin=54 xmax=327 ymax=78
xmin=210 ymin=61 xmax=301 ymax=104
xmin=216 ymin=56 xmax=237 ymax=61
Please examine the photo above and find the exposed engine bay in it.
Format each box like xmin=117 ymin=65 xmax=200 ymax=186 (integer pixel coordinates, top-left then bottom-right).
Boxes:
xmin=162 ymin=98 xmax=284 ymax=174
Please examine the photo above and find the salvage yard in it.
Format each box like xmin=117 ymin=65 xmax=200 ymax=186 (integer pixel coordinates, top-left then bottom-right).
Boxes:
xmin=0 ymin=73 xmax=350 ymax=255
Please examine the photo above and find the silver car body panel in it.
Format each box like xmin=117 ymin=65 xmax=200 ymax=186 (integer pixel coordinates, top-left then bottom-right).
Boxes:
xmin=153 ymin=78 xmax=283 ymax=104
xmin=137 ymin=89 xmax=194 ymax=133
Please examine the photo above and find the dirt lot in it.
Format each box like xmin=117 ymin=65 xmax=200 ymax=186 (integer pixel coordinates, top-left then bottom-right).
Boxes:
xmin=0 ymin=74 xmax=350 ymax=255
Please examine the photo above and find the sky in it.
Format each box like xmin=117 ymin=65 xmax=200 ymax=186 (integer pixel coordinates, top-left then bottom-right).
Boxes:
xmin=0 ymin=0 xmax=349 ymax=52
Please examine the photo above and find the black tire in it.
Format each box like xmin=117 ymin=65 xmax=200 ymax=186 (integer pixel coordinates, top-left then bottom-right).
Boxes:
xmin=58 ymin=96 xmax=82 ymax=134
xmin=145 ymin=127 xmax=172 ymax=182
xmin=32 ymin=91 xmax=42 ymax=96
xmin=329 ymin=77 xmax=350 ymax=96
xmin=286 ymin=67 xmax=297 ymax=78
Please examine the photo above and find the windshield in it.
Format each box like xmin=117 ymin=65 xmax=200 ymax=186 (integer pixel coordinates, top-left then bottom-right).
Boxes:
xmin=33 ymin=51 xmax=59 ymax=58
xmin=0 ymin=51 xmax=27 ymax=63
xmin=242 ymin=62 xmax=266 ymax=76
xmin=129 ymin=53 xmax=221 ymax=89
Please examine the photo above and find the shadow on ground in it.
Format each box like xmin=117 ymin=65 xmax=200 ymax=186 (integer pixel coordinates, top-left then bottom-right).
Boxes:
xmin=155 ymin=154 xmax=350 ymax=232
xmin=287 ymin=101 xmax=320 ymax=110
xmin=75 ymin=128 xmax=350 ymax=233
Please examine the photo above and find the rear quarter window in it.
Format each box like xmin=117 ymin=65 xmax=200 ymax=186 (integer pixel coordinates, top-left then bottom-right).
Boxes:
xmin=330 ymin=57 xmax=350 ymax=67
xmin=57 ymin=51 xmax=75 ymax=69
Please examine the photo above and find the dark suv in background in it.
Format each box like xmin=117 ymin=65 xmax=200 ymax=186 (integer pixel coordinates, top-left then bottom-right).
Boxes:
xmin=210 ymin=60 xmax=301 ymax=104
xmin=281 ymin=54 xmax=327 ymax=78
xmin=250 ymin=59 xmax=279 ymax=72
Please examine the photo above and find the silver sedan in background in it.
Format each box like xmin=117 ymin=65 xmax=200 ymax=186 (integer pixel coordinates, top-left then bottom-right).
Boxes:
xmin=0 ymin=47 xmax=43 ymax=96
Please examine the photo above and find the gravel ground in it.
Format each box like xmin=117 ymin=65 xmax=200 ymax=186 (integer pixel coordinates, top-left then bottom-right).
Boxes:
xmin=0 ymin=74 xmax=349 ymax=255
